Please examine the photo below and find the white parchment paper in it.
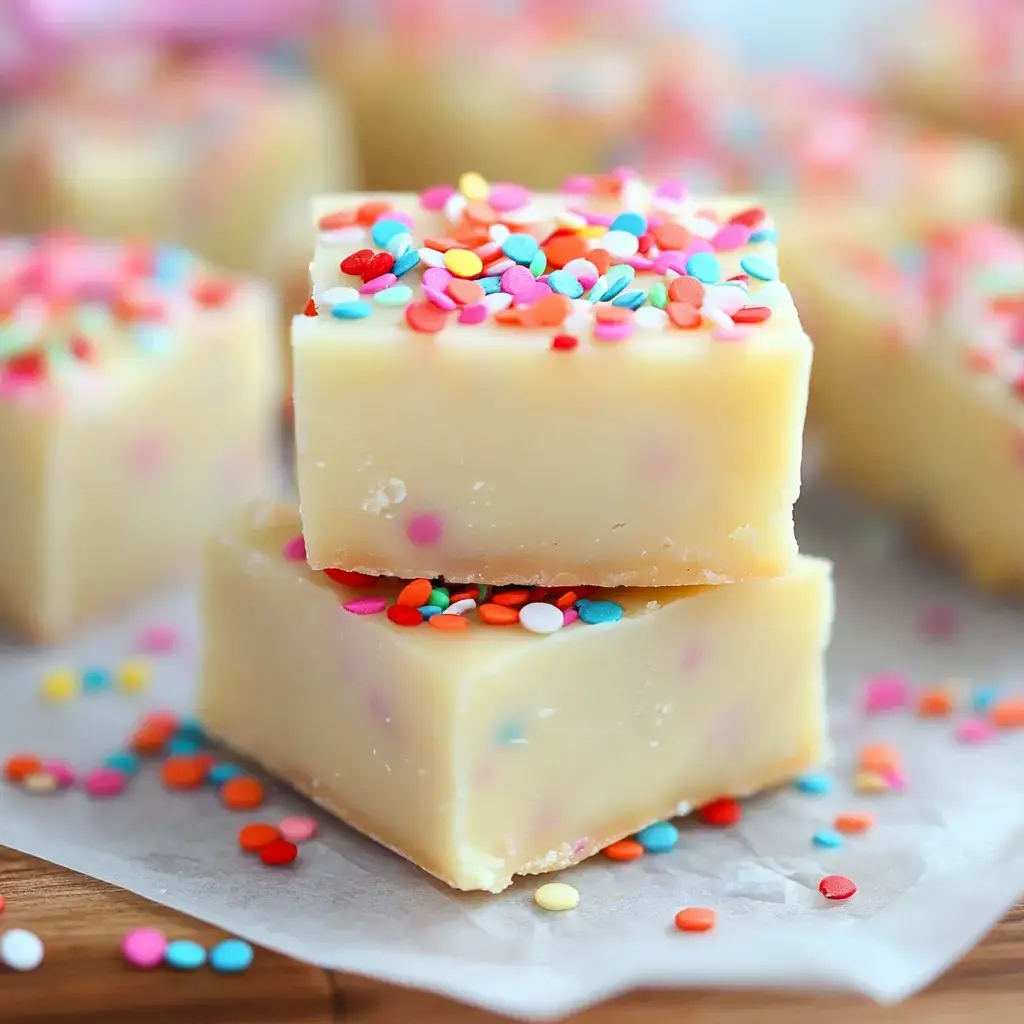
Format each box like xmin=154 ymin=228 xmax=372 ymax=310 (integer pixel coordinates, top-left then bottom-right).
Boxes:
xmin=1 ymin=486 xmax=1023 ymax=1020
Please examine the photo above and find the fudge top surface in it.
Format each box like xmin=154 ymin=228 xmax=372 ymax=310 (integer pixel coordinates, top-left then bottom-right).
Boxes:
xmin=227 ymin=502 xmax=833 ymax=649
xmin=300 ymin=171 xmax=809 ymax=354
xmin=0 ymin=234 xmax=255 ymax=400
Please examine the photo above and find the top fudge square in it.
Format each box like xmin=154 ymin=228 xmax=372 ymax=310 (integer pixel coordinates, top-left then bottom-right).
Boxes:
xmin=294 ymin=172 xmax=811 ymax=587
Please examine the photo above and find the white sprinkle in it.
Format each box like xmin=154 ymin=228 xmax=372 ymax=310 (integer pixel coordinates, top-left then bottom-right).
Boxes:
xmin=483 ymin=292 xmax=514 ymax=313
xmin=705 ymin=283 xmax=747 ymax=317
xmin=418 ymin=247 xmax=446 ymax=268
xmin=554 ymin=209 xmax=587 ymax=231
xmin=319 ymin=226 xmax=366 ymax=246
xmin=564 ymin=258 xmax=599 ymax=289
xmin=675 ymin=801 xmax=693 ymax=817
xmin=320 ymin=286 xmax=359 ymax=307
xmin=519 ymin=603 xmax=564 ymax=634
xmin=593 ymin=229 xmax=639 ymax=258
xmin=444 ymin=192 xmax=468 ymax=222
xmin=385 ymin=232 xmax=412 ymax=257
xmin=488 ymin=224 xmax=511 ymax=244
xmin=563 ymin=311 xmax=593 ymax=335
xmin=1 ymin=929 xmax=44 ymax=972
xmin=634 ymin=306 xmax=669 ymax=330
xmin=505 ymin=203 xmax=541 ymax=225
xmin=587 ymin=275 xmax=608 ymax=302
xmin=703 ymin=306 xmax=733 ymax=330
xmin=621 ymin=177 xmax=650 ymax=213
xmin=444 ymin=598 xmax=477 ymax=616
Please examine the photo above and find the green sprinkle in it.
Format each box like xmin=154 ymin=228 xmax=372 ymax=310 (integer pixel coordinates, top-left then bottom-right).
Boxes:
xmin=428 ymin=588 xmax=450 ymax=610
xmin=529 ymin=250 xmax=547 ymax=278
xmin=648 ymin=281 xmax=668 ymax=309
xmin=374 ymin=285 xmax=413 ymax=306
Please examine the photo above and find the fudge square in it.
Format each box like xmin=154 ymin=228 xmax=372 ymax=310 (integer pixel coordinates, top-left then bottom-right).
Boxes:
xmin=198 ymin=502 xmax=834 ymax=893
xmin=0 ymin=235 xmax=280 ymax=641
xmin=786 ymin=220 xmax=1024 ymax=591
xmin=293 ymin=172 xmax=812 ymax=587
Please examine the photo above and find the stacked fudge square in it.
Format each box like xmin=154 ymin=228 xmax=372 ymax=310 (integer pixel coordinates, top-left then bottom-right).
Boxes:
xmin=198 ymin=171 xmax=835 ymax=894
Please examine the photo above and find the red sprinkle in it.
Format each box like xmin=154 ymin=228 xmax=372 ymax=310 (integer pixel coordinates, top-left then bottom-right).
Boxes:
xmin=551 ymin=334 xmax=578 ymax=351
xmin=697 ymin=797 xmax=742 ymax=827
xmin=732 ymin=306 xmax=772 ymax=324
xmin=819 ymin=875 xmax=857 ymax=901
xmin=387 ymin=605 xmax=423 ymax=627
xmin=259 ymin=839 xmax=299 ymax=867
xmin=323 ymin=568 xmax=378 ymax=588
xmin=340 ymin=249 xmax=374 ymax=276
xmin=303 ymin=297 xmax=318 ymax=316
xmin=405 ymin=301 xmax=448 ymax=334
xmin=361 ymin=251 xmax=395 ymax=282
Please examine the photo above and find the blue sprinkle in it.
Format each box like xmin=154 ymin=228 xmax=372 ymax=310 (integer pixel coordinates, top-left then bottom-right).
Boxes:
xmin=973 ymin=686 xmax=1003 ymax=712
xmin=331 ymin=301 xmax=373 ymax=320
xmin=81 ymin=667 xmax=111 ymax=692
xmin=479 ymin=275 xmax=502 ymax=294
xmin=501 ymin=234 xmax=539 ymax=266
xmin=812 ymin=829 xmax=843 ymax=849
xmin=153 ymin=246 xmax=192 ymax=288
xmin=393 ymin=251 xmax=421 ymax=277
xmin=579 ymin=600 xmax=624 ymax=625
xmin=749 ymin=228 xmax=777 ymax=244
xmin=740 ymin=255 xmax=778 ymax=281
xmin=574 ymin=598 xmax=592 ymax=613
xmin=207 ymin=763 xmax=243 ymax=787
xmin=176 ymin=717 xmax=205 ymax=739
xmin=210 ymin=938 xmax=254 ymax=975
xmin=131 ymin=324 xmax=174 ymax=356
xmin=168 ymin=736 xmax=202 ymax=756
xmin=609 ymin=211 xmax=647 ymax=237
xmin=496 ymin=721 xmax=525 ymax=746
xmin=793 ymin=772 xmax=832 ymax=796
xmin=418 ymin=605 xmax=442 ymax=619
xmin=547 ymin=270 xmax=584 ymax=299
xmin=635 ymin=820 xmax=679 ymax=853
xmin=104 ymin=751 xmax=140 ymax=775
xmin=600 ymin=264 xmax=634 ymax=301
xmin=165 ymin=940 xmax=206 ymax=971
xmin=612 ymin=289 xmax=646 ymax=310
xmin=370 ymin=218 xmax=409 ymax=248
xmin=685 ymin=252 xmax=721 ymax=284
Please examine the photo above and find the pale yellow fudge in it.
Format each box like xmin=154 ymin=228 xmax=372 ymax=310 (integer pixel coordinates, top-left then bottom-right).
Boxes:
xmin=199 ymin=502 xmax=834 ymax=893
xmin=294 ymin=173 xmax=811 ymax=587
xmin=786 ymin=221 xmax=1024 ymax=591
xmin=0 ymin=235 xmax=279 ymax=641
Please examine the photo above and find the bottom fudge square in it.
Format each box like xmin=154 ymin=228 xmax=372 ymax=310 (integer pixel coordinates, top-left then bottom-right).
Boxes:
xmin=0 ymin=235 xmax=280 ymax=641
xmin=199 ymin=503 xmax=834 ymax=893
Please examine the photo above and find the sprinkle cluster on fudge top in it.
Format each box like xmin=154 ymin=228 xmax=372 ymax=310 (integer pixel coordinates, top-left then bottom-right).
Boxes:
xmin=0 ymin=234 xmax=240 ymax=399
xmin=305 ymin=169 xmax=796 ymax=347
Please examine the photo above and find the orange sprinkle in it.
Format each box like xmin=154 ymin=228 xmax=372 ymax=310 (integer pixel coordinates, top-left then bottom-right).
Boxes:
xmin=990 ymin=698 xmax=1024 ymax=729
xmin=668 ymin=276 xmax=706 ymax=307
xmin=131 ymin=720 xmax=176 ymax=756
xmin=543 ymin=234 xmax=589 ymax=269
xmin=3 ymin=753 xmax=42 ymax=783
xmin=160 ymin=756 xmax=208 ymax=791
xmin=594 ymin=304 xmax=631 ymax=324
xmin=221 ymin=776 xmax=265 ymax=811
xmin=397 ymin=578 xmax=433 ymax=608
xmin=463 ymin=200 xmax=496 ymax=225
xmin=405 ymin=301 xmax=449 ymax=334
xmin=916 ymin=688 xmax=955 ymax=717
xmin=448 ymin=589 xmax=478 ymax=603
xmin=858 ymin=743 xmax=901 ymax=774
xmin=555 ymin=591 xmax=579 ymax=610
xmin=666 ymin=302 xmax=702 ymax=329
xmin=423 ymin=236 xmax=458 ymax=253
xmin=674 ymin=907 xmax=717 ymax=933
xmin=317 ymin=209 xmax=357 ymax=230
xmin=602 ymin=839 xmax=644 ymax=862
xmin=492 ymin=589 xmax=532 ymax=608
xmin=522 ymin=293 xmax=573 ymax=329
xmin=834 ymin=812 xmax=875 ymax=834
xmin=653 ymin=222 xmax=691 ymax=251
xmin=356 ymin=200 xmax=391 ymax=225
xmin=588 ymin=248 xmax=611 ymax=275
xmin=493 ymin=308 xmax=525 ymax=326
xmin=447 ymin=279 xmax=485 ymax=306
xmin=238 ymin=823 xmax=281 ymax=853
xmin=429 ymin=614 xmax=469 ymax=632
xmin=478 ymin=603 xmax=520 ymax=625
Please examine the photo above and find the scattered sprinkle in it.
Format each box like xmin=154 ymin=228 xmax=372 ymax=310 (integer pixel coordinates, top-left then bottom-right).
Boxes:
xmin=0 ymin=928 xmax=44 ymax=971
xmin=40 ymin=669 xmax=78 ymax=702
xmin=697 ymin=797 xmax=742 ymax=827
xmin=259 ymin=839 xmax=299 ymax=867
xmin=812 ymin=829 xmax=843 ymax=849
xmin=956 ymin=718 xmax=995 ymax=744
xmin=122 ymin=928 xmax=168 ymax=969
xmin=220 ymin=777 xmax=265 ymax=811
xmin=917 ymin=687 xmax=956 ymax=717
xmin=118 ymin=659 xmax=152 ymax=693
xmin=278 ymin=816 xmax=318 ymax=843
xmin=602 ymin=839 xmax=645 ymax=862
xmin=238 ymin=823 xmax=281 ymax=853
xmin=673 ymin=907 xmax=716 ymax=933
xmin=793 ymin=772 xmax=832 ymax=796
xmin=834 ymin=812 xmax=875 ymax=834
xmin=634 ymin=821 xmax=679 ymax=853
xmin=210 ymin=938 xmax=254 ymax=974
xmin=819 ymin=875 xmax=857 ymax=901
xmin=165 ymin=939 xmax=207 ymax=971
xmin=862 ymin=672 xmax=913 ymax=714
xmin=534 ymin=882 xmax=579 ymax=912
xmin=853 ymin=770 xmax=890 ymax=794
xmin=84 ymin=767 xmax=130 ymax=798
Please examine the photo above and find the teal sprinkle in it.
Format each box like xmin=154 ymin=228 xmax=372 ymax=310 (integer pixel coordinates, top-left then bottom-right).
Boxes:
xmin=547 ymin=270 xmax=584 ymax=298
xmin=165 ymin=940 xmax=206 ymax=971
xmin=740 ymin=255 xmax=778 ymax=281
xmin=153 ymin=246 xmax=193 ymax=288
xmin=749 ymin=228 xmax=777 ymax=244
xmin=176 ymin=716 xmax=204 ymax=738
xmin=812 ymin=829 xmax=843 ymax=849
xmin=210 ymin=939 xmax=254 ymax=975
xmin=428 ymin=588 xmax=450 ymax=610
xmin=973 ymin=686 xmax=1003 ymax=713
xmin=374 ymin=285 xmax=413 ymax=306
xmin=578 ymin=600 xmax=624 ymax=625
xmin=74 ymin=303 xmax=113 ymax=333
xmin=393 ymin=251 xmax=420 ymax=277
xmin=168 ymin=737 xmax=202 ymax=756
xmin=612 ymin=289 xmax=646 ymax=310
xmin=793 ymin=772 xmax=832 ymax=796
xmin=331 ymin=301 xmax=373 ymax=319
xmin=419 ymin=605 xmax=442 ymax=619
xmin=132 ymin=324 xmax=174 ymax=355
xmin=635 ymin=820 xmax=678 ymax=853
xmin=601 ymin=264 xmax=634 ymax=301
xmin=528 ymin=250 xmax=547 ymax=277
xmin=496 ymin=721 xmax=525 ymax=746
xmin=207 ymin=763 xmax=243 ymax=786
xmin=586 ymin=277 xmax=607 ymax=302
xmin=371 ymin=218 xmax=409 ymax=248
xmin=104 ymin=752 xmax=140 ymax=775
xmin=501 ymin=234 xmax=539 ymax=266
xmin=610 ymin=211 xmax=647 ymax=236
xmin=81 ymin=667 xmax=111 ymax=692
xmin=685 ymin=251 xmax=721 ymax=284
xmin=0 ymin=326 xmax=35 ymax=358
xmin=648 ymin=281 xmax=668 ymax=309
xmin=477 ymin=585 xmax=491 ymax=603
xmin=479 ymin=276 xmax=502 ymax=294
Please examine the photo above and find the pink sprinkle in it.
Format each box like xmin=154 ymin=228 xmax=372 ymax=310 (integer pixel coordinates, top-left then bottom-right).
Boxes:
xmin=278 ymin=815 xmax=319 ymax=843
xmin=624 ymin=255 xmax=655 ymax=271
xmin=127 ymin=432 xmax=168 ymax=478
xmin=882 ymin=769 xmax=907 ymax=791
xmin=562 ymin=608 xmax=579 ymax=626
xmin=573 ymin=209 xmax=613 ymax=228
xmin=711 ymin=224 xmax=752 ymax=251
xmin=653 ymin=252 xmax=688 ymax=275
xmin=562 ymin=175 xmax=594 ymax=194
xmin=863 ymin=672 xmax=913 ymax=714
xmin=563 ymin=258 xmax=598 ymax=289
xmin=41 ymin=759 xmax=76 ymax=789
xmin=918 ymin=602 xmax=958 ymax=640
xmin=488 ymin=183 xmax=531 ymax=212
xmin=654 ymin=179 xmax=688 ymax=202
xmin=458 ymin=303 xmax=488 ymax=325
xmin=282 ymin=535 xmax=306 ymax=561
xmin=685 ymin=238 xmax=716 ymax=257
xmin=137 ymin=623 xmax=180 ymax=655
xmin=500 ymin=265 xmax=536 ymax=295
xmin=956 ymin=718 xmax=995 ymax=744
xmin=424 ymin=287 xmax=457 ymax=311
xmin=84 ymin=767 xmax=129 ymax=798
xmin=512 ymin=281 xmax=552 ymax=307
xmin=385 ymin=211 xmax=414 ymax=230
xmin=711 ymin=325 xmax=753 ymax=342
xmin=406 ymin=511 xmax=444 ymax=548
xmin=484 ymin=257 xmax=515 ymax=277
xmin=570 ymin=836 xmax=590 ymax=855
xmin=422 ymin=266 xmax=453 ymax=292
xmin=474 ymin=241 xmax=501 ymax=261
xmin=359 ymin=273 xmax=397 ymax=295
xmin=595 ymin=321 xmax=634 ymax=343
xmin=122 ymin=928 xmax=167 ymax=970
xmin=343 ymin=596 xmax=387 ymax=615
xmin=420 ymin=185 xmax=456 ymax=211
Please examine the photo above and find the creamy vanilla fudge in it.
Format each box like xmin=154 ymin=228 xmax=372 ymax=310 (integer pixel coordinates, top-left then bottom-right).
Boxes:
xmin=199 ymin=502 xmax=834 ymax=893
xmin=787 ymin=221 xmax=1024 ymax=590
xmin=0 ymin=235 xmax=279 ymax=641
xmin=294 ymin=173 xmax=811 ymax=586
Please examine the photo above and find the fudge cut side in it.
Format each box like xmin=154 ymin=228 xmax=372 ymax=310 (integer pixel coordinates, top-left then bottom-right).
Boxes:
xmin=198 ymin=502 xmax=834 ymax=893
xmin=0 ymin=236 xmax=280 ymax=641
xmin=787 ymin=220 xmax=1024 ymax=591
xmin=293 ymin=174 xmax=811 ymax=587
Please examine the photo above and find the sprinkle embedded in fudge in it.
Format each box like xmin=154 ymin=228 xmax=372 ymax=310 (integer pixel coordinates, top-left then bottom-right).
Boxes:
xmin=308 ymin=169 xmax=781 ymax=344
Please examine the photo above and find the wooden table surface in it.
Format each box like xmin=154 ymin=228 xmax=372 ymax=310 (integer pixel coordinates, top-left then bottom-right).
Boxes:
xmin=0 ymin=847 xmax=1019 ymax=1024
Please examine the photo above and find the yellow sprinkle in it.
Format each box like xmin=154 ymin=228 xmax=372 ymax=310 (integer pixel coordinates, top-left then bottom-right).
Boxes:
xmin=853 ymin=771 xmax=889 ymax=794
xmin=534 ymin=882 xmax=579 ymax=912
xmin=444 ymin=249 xmax=483 ymax=279
xmin=458 ymin=171 xmax=489 ymax=202
xmin=41 ymin=669 xmax=78 ymax=702
xmin=23 ymin=771 xmax=58 ymax=793
xmin=118 ymin=658 xmax=152 ymax=692
xmin=578 ymin=225 xmax=608 ymax=239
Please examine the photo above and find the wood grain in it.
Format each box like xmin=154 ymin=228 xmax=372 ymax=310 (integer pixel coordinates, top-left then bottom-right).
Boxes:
xmin=0 ymin=847 xmax=1020 ymax=1023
